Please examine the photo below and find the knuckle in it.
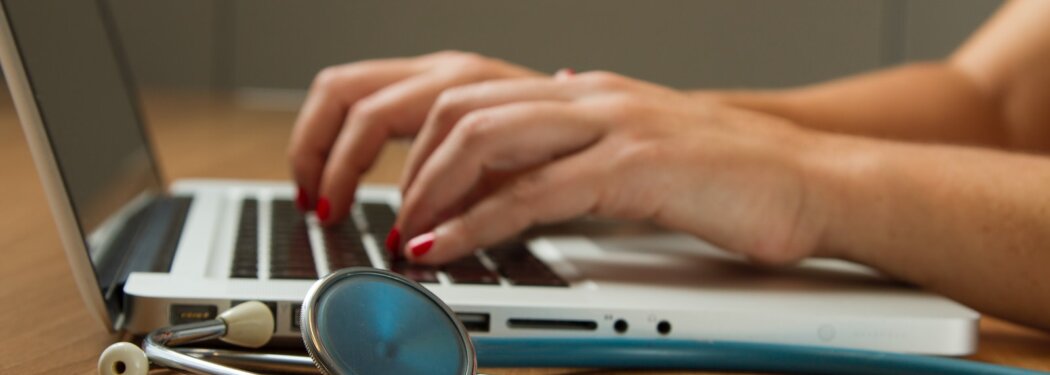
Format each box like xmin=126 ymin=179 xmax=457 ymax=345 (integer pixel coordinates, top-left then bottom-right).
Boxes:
xmin=432 ymin=89 xmax=470 ymax=127
xmin=349 ymin=97 xmax=393 ymax=127
xmin=311 ymin=66 xmax=347 ymax=94
xmin=579 ymin=70 xmax=628 ymax=90
xmin=447 ymin=214 xmax=489 ymax=251
xmin=502 ymin=179 xmax=546 ymax=228
xmin=590 ymin=95 xmax=647 ymax=122
xmin=509 ymin=175 xmax=543 ymax=204
xmin=286 ymin=144 xmax=303 ymax=163
xmin=454 ymin=111 xmax=495 ymax=148
xmin=428 ymin=49 xmax=470 ymax=60
xmin=452 ymin=214 xmax=476 ymax=239
xmin=448 ymin=51 xmax=486 ymax=66
xmin=289 ymin=151 xmax=319 ymax=177
xmin=610 ymin=140 xmax=662 ymax=171
xmin=441 ymin=52 xmax=494 ymax=77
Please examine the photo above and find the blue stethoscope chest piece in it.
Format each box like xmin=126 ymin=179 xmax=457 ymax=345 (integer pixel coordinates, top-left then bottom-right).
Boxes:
xmin=301 ymin=268 xmax=477 ymax=375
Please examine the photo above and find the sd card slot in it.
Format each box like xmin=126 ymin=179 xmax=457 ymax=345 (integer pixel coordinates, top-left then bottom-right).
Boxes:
xmin=507 ymin=318 xmax=597 ymax=331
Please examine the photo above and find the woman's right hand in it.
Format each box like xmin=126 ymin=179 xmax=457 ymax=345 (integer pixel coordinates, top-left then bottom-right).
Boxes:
xmin=288 ymin=51 xmax=542 ymax=224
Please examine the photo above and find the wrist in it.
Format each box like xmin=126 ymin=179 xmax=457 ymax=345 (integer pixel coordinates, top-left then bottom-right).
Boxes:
xmin=792 ymin=130 xmax=884 ymax=262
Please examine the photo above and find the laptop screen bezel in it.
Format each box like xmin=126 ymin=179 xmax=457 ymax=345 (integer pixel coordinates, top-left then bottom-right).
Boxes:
xmin=0 ymin=0 xmax=167 ymax=331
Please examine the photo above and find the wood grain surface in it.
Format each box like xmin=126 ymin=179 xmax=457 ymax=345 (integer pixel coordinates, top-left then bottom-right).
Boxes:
xmin=1 ymin=91 xmax=1047 ymax=374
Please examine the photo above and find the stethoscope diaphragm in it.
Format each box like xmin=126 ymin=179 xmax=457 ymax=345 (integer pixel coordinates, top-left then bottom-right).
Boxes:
xmin=301 ymin=268 xmax=477 ymax=375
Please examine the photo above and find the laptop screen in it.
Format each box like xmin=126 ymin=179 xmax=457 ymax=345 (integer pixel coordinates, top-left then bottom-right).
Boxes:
xmin=4 ymin=0 xmax=162 ymax=232
xmin=3 ymin=0 xmax=162 ymax=316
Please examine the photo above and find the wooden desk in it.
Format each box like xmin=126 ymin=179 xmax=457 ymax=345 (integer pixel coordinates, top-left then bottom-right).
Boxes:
xmin=1 ymin=91 xmax=1048 ymax=374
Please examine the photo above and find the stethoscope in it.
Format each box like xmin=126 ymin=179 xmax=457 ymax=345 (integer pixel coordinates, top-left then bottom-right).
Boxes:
xmin=98 ymin=268 xmax=1048 ymax=375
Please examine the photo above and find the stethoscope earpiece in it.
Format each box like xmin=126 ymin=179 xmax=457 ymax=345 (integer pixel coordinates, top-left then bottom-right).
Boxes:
xmin=98 ymin=342 xmax=149 ymax=375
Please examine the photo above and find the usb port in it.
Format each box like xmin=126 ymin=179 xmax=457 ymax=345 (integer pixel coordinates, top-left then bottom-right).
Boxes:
xmin=292 ymin=304 xmax=303 ymax=330
xmin=456 ymin=312 xmax=490 ymax=333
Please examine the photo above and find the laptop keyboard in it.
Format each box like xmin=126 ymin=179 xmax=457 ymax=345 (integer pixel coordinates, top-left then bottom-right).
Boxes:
xmin=230 ymin=199 xmax=259 ymax=278
xmin=230 ymin=198 xmax=567 ymax=287
xmin=270 ymin=200 xmax=318 ymax=279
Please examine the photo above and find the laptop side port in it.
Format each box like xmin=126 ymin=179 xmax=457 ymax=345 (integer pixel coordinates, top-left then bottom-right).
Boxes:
xmin=169 ymin=304 xmax=217 ymax=325
xmin=507 ymin=318 xmax=598 ymax=331
xmin=456 ymin=312 xmax=491 ymax=333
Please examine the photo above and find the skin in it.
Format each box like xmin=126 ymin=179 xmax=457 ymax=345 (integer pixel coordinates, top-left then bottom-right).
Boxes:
xmin=288 ymin=0 xmax=1050 ymax=331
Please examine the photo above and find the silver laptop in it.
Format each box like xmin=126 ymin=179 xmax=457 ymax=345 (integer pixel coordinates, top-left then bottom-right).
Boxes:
xmin=0 ymin=0 xmax=978 ymax=355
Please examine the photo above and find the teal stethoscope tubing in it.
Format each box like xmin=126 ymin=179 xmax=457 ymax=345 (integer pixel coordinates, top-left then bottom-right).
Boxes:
xmin=473 ymin=338 xmax=1047 ymax=375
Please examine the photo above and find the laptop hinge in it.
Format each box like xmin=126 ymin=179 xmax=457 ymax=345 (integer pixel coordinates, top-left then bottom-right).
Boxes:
xmin=100 ymin=196 xmax=194 ymax=318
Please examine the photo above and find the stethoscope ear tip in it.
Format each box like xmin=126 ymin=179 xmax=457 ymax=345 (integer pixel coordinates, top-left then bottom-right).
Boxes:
xmin=98 ymin=342 xmax=149 ymax=375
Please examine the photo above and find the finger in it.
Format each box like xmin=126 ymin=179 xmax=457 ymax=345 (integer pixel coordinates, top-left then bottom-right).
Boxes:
xmin=406 ymin=149 xmax=606 ymax=264
xmin=288 ymin=59 xmax=419 ymax=208
xmin=316 ymin=70 xmax=497 ymax=224
xmin=400 ymin=77 xmax=594 ymax=194
xmin=398 ymin=101 xmax=606 ymax=240
xmin=400 ymin=71 xmax=639 ymax=194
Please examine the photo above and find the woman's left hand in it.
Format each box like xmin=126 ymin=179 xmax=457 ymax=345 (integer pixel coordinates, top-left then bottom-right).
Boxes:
xmin=396 ymin=71 xmax=830 ymax=266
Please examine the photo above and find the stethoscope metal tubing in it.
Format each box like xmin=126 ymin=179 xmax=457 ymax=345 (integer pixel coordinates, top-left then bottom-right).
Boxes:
xmin=143 ymin=320 xmax=255 ymax=375
xmin=175 ymin=348 xmax=318 ymax=374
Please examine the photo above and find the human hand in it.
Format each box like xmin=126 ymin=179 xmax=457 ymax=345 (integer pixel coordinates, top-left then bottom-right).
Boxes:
xmin=288 ymin=51 xmax=541 ymax=224
xmin=396 ymin=71 xmax=829 ymax=265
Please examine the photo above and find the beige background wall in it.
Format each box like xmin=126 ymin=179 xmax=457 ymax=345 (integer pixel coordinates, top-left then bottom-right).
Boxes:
xmin=108 ymin=0 xmax=1001 ymax=91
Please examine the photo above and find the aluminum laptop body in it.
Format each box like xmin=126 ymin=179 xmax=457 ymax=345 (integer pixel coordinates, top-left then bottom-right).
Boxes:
xmin=0 ymin=0 xmax=978 ymax=355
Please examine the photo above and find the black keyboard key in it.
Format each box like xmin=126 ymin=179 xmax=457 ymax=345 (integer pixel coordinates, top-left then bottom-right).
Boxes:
xmin=270 ymin=199 xmax=317 ymax=279
xmin=322 ymin=212 xmax=371 ymax=269
xmin=231 ymin=266 xmax=259 ymax=278
xmin=444 ymin=255 xmax=500 ymax=285
xmin=274 ymin=267 xmax=319 ymax=280
xmin=360 ymin=202 xmax=401 ymax=261
xmin=389 ymin=260 xmax=439 ymax=283
xmin=445 ymin=269 xmax=501 ymax=285
xmin=487 ymin=242 xmax=568 ymax=287
xmin=230 ymin=199 xmax=259 ymax=278
xmin=361 ymin=202 xmax=397 ymax=235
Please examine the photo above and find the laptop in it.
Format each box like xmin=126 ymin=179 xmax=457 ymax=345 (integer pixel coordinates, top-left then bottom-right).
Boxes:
xmin=0 ymin=0 xmax=978 ymax=355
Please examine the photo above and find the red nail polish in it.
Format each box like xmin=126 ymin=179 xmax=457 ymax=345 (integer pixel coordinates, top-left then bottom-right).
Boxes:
xmin=385 ymin=227 xmax=401 ymax=254
xmin=295 ymin=187 xmax=308 ymax=211
xmin=407 ymin=232 xmax=435 ymax=258
xmin=555 ymin=67 xmax=575 ymax=80
xmin=316 ymin=197 xmax=330 ymax=222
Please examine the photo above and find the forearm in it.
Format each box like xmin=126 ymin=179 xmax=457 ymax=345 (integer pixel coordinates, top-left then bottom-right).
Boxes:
xmin=701 ymin=62 xmax=1008 ymax=147
xmin=806 ymin=132 xmax=1050 ymax=330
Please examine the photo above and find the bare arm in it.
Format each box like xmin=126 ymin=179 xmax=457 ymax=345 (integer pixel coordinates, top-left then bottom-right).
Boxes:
xmin=707 ymin=0 xmax=1050 ymax=329
xmin=707 ymin=0 xmax=1050 ymax=152
xmin=808 ymin=131 xmax=1050 ymax=331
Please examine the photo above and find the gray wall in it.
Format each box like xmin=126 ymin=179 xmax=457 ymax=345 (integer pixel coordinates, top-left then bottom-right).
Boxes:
xmin=109 ymin=0 xmax=1001 ymax=92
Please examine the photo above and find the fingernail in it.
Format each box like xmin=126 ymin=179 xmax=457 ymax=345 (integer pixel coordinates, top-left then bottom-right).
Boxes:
xmin=295 ymin=187 xmax=309 ymax=211
xmin=315 ymin=196 xmax=330 ymax=222
xmin=554 ymin=67 xmax=575 ymax=81
xmin=385 ymin=227 xmax=401 ymax=254
xmin=407 ymin=232 xmax=435 ymax=258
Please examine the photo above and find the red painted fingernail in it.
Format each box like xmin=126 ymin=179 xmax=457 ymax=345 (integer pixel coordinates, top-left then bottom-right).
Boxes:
xmin=407 ymin=232 xmax=435 ymax=258
xmin=295 ymin=187 xmax=309 ymax=211
xmin=385 ymin=227 xmax=401 ymax=255
xmin=554 ymin=67 xmax=575 ymax=80
xmin=315 ymin=196 xmax=330 ymax=222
